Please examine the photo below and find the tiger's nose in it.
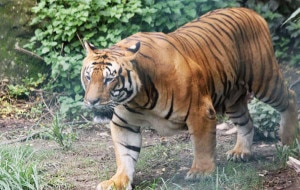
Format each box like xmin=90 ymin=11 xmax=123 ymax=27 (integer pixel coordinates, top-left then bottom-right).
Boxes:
xmin=85 ymin=98 xmax=100 ymax=106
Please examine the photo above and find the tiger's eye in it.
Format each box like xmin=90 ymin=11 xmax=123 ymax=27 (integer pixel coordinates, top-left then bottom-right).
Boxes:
xmin=86 ymin=75 xmax=91 ymax=81
xmin=104 ymin=77 xmax=114 ymax=85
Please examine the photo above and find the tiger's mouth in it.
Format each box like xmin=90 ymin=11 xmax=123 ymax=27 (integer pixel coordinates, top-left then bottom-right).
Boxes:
xmin=93 ymin=109 xmax=113 ymax=124
xmin=84 ymin=102 xmax=116 ymax=124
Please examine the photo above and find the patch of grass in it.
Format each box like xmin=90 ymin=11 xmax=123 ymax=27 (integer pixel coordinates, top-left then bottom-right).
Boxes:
xmin=275 ymin=138 xmax=300 ymax=166
xmin=0 ymin=145 xmax=45 ymax=190
xmin=45 ymin=174 xmax=75 ymax=190
xmin=135 ymin=140 xmax=266 ymax=190
xmin=135 ymin=162 xmax=262 ymax=190
xmin=49 ymin=113 xmax=77 ymax=150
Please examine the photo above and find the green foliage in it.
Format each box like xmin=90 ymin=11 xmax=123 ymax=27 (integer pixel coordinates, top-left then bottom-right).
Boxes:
xmin=248 ymin=98 xmax=280 ymax=139
xmin=0 ymin=146 xmax=44 ymax=190
xmin=275 ymin=139 xmax=300 ymax=166
xmin=58 ymin=94 xmax=86 ymax=119
xmin=282 ymin=7 xmax=300 ymax=25
xmin=7 ymin=74 xmax=45 ymax=98
xmin=49 ymin=113 xmax=77 ymax=150
xmin=7 ymin=84 xmax=30 ymax=98
xmin=140 ymin=0 xmax=239 ymax=32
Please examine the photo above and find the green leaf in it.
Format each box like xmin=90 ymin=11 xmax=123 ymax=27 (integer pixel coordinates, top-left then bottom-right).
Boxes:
xmin=41 ymin=47 xmax=50 ymax=54
xmin=282 ymin=8 xmax=300 ymax=26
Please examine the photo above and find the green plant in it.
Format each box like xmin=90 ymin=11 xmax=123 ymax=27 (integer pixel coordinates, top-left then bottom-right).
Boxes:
xmin=7 ymin=84 xmax=30 ymax=98
xmin=248 ymin=98 xmax=280 ymax=139
xmin=50 ymin=113 xmax=77 ymax=150
xmin=0 ymin=146 xmax=45 ymax=190
xmin=275 ymin=138 xmax=300 ymax=166
xmin=58 ymin=94 xmax=87 ymax=119
xmin=7 ymin=74 xmax=46 ymax=98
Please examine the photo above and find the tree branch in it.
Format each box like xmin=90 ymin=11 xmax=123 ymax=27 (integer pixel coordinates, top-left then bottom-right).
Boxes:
xmin=14 ymin=42 xmax=44 ymax=61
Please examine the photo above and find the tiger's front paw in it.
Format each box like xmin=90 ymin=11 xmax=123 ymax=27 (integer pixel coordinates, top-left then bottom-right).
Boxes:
xmin=226 ymin=148 xmax=251 ymax=162
xmin=96 ymin=175 xmax=131 ymax=190
xmin=185 ymin=162 xmax=215 ymax=180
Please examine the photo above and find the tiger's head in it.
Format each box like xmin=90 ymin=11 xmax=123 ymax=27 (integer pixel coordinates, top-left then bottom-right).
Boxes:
xmin=81 ymin=41 xmax=142 ymax=123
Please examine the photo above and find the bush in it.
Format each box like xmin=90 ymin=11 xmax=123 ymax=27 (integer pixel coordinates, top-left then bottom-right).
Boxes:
xmin=248 ymin=98 xmax=280 ymax=139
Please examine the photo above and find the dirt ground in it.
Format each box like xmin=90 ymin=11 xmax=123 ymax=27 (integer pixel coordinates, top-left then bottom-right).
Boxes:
xmin=0 ymin=117 xmax=300 ymax=190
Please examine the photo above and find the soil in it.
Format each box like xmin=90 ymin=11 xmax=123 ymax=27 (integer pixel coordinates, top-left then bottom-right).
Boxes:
xmin=0 ymin=117 xmax=300 ymax=190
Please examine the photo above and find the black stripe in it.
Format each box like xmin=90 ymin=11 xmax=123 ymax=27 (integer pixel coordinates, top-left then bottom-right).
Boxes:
xmin=112 ymin=120 xmax=140 ymax=133
xmin=227 ymin=111 xmax=247 ymax=119
xmin=233 ymin=117 xmax=250 ymax=126
xmin=122 ymin=154 xmax=137 ymax=162
xmin=126 ymin=69 xmax=132 ymax=88
xmin=113 ymin=112 xmax=128 ymax=124
xmin=217 ymin=13 xmax=247 ymax=43
xmin=117 ymin=89 xmax=133 ymax=103
xmin=177 ymin=30 xmax=205 ymax=61
xmin=120 ymin=143 xmax=141 ymax=153
xmin=124 ymin=105 xmax=143 ymax=115
xmin=260 ymin=75 xmax=281 ymax=104
xmin=243 ymin=128 xmax=253 ymax=137
xmin=165 ymin=91 xmax=174 ymax=120
xmin=265 ymin=90 xmax=282 ymax=105
xmin=138 ymin=52 xmax=154 ymax=62
xmin=181 ymin=30 xmax=216 ymax=95
xmin=206 ymin=17 xmax=234 ymax=42
xmin=184 ymin=97 xmax=192 ymax=122
xmin=185 ymin=29 xmax=225 ymax=77
xmin=265 ymin=83 xmax=284 ymax=106
xmin=255 ymin=65 xmax=276 ymax=99
xmin=271 ymin=94 xmax=288 ymax=112
xmin=212 ymin=93 xmax=217 ymax=106
xmin=214 ymin=95 xmax=225 ymax=109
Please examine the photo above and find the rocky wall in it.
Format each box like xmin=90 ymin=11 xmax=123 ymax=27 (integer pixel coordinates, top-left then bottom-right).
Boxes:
xmin=0 ymin=0 xmax=46 ymax=85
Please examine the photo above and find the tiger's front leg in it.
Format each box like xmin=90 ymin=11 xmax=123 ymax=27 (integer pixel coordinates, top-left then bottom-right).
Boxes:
xmin=185 ymin=100 xmax=217 ymax=179
xmin=97 ymin=121 xmax=141 ymax=190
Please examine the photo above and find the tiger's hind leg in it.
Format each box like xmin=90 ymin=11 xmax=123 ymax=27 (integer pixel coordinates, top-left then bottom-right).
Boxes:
xmin=265 ymin=88 xmax=299 ymax=145
xmin=226 ymin=94 xmax=254 ymax=161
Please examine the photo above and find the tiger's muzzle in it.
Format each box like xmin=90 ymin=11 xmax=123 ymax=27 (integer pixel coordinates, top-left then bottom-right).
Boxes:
xmin=83 ymin=99 xmax=116 ymax=124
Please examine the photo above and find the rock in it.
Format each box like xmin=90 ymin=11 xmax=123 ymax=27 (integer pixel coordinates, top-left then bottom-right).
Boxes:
xmin=0 ymin=0 xmax=46 ymax=85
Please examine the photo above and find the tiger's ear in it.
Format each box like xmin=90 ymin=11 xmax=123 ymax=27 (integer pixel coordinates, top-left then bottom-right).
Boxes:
xmin=84 ymin=41 xmax=96 ymax=55
xmin=125 ymin=41 xmax=140 ymax=59
xmin=127 ymin=41 xmax=140 ymax=54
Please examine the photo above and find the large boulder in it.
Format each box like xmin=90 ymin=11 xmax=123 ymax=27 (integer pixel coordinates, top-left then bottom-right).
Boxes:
xmin=0 ymin=0 xmax=46 ymax=85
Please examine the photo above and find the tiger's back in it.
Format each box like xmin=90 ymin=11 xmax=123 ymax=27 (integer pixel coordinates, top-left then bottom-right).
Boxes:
xmin=119 ymin=8 xmax=283 ymax=114
xmin=172 ymin=8 xmax=282 ymax=113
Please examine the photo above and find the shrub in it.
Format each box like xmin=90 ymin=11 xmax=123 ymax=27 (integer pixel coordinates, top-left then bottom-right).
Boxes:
xmin=248 ymin=98 xmax=280 ymax=139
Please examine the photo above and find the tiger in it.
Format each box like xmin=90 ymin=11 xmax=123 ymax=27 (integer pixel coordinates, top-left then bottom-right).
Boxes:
xmin=81 ymin=7 xmax=299 ymax=190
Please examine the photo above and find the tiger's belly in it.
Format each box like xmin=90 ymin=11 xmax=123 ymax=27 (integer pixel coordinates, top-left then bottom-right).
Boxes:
xmin=146 ymin=114 xmax=187 ymax=136
xmin=115 ymin=106 xmax=187 ymax=136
